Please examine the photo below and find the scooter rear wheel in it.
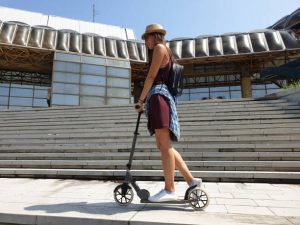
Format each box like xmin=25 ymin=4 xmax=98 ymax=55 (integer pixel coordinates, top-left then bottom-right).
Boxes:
xmin=114 ymin=183 xmax=134 ymax=206
xmin=188 ymin=187 xmax=209 ymax=210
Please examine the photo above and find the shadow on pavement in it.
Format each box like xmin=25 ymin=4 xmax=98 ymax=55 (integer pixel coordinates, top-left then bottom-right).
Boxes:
xmin=25 ymin=201 xmax=195 ymax=215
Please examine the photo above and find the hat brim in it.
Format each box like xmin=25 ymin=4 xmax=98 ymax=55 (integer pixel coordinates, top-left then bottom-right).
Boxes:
xmin=141 ymin=29 xmax=166 ymax=40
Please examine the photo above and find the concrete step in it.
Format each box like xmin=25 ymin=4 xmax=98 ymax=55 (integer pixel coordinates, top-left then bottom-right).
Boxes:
xmin=0 ymin=168 xmax=299 ymax=182
xmin=0 ymin=122 xmax=300 ymax=136
xmin=0 ymin=142 xmax=299 ymax=152
xmin=0 ymin=99 xmax=298 ymax=117
xmin=1 ymin=151 xmax=300 ymax=161
xmin=0 ymin=98 xmax=292 ymax=113
xmin=1 ymin=118 xmax=299 ymax=131
xmin=0 ymin=142 xmax=299 ymax=153
xmin=1 ymin=108 xmax=300 ymax=122
xmin=0 ymin=132 xmax=300 ymax=142
xmin=0 ymin=115 xmax=300 ymax=130
xmin=1 ymin=104 xmax=299 ymax=120
xmin=0 ymin=160 xmax=299 ymax=171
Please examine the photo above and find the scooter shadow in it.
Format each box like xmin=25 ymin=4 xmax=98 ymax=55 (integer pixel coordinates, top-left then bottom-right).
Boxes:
xmin=25 ymin=201 xmax=195 ymax=215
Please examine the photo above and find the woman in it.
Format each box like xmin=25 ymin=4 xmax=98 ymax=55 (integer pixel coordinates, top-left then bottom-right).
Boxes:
xmin=135 ymin=24 xmax=202 ymax=202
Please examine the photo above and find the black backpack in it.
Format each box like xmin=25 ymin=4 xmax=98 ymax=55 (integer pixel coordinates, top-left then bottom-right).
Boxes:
xmin=167 ymin=62 xmax=184 ymax=96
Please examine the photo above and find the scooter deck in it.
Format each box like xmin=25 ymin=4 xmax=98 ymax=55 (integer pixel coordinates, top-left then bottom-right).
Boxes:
xmin=140 ymin=199 xmax=194 ymax=204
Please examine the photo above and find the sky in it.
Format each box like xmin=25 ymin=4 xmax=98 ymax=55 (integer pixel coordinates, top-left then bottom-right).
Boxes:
xmin=0 ymin=0 xmax=299 ymax=40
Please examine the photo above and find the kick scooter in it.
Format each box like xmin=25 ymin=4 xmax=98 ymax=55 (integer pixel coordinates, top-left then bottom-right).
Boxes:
xmin=113 ymin=111 xmax=209 ymax=210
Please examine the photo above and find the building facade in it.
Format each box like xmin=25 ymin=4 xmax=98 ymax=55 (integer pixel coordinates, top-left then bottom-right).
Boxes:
xmin=1 ymin=6 xmax=300 ymax=109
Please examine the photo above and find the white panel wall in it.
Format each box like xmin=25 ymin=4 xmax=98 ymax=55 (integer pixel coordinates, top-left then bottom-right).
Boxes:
xmin=47 ymin=16 xmax=80 ymax=31
xmin=0 ymin=6 xmax=136 ymax=40
xmin=0 ymin=6 xmax=48 ymax=25
xmin=78 ymin=20 xmax=128 ymax=39
xmin=125 ymin=28 xmax=136 ymax=40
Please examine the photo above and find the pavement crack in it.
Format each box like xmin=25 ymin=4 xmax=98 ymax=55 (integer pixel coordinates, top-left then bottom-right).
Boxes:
xmin=128 ymin=203 xmax=147 ymax=224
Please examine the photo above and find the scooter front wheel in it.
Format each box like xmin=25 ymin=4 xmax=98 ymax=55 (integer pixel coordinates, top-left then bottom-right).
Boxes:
xmin=188 ymin=187 xmax=209 ymax=210
xmin=114 ymin=183 xmax=134 ymax=206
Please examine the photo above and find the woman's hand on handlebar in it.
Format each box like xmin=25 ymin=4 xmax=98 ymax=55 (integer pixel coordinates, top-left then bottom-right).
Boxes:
xmin=135 ymin=102 xmax=144 ymax=113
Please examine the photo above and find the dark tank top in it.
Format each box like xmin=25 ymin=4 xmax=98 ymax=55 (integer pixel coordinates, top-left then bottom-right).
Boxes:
xmin=153 ymin=58 xmax=172 ymax=86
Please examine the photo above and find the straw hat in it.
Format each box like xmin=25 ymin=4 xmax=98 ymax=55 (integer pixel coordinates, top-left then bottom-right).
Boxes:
xmin=141 ymin=23 xmax=166 ymax=40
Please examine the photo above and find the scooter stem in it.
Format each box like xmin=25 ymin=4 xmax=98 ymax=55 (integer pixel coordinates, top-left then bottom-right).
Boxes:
xmin=126 ymin=112 xmax=142 ymax=170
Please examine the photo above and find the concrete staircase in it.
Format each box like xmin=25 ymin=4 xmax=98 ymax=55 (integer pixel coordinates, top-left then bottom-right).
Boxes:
xmin=0 ymin=98 xmax=300 ymax=182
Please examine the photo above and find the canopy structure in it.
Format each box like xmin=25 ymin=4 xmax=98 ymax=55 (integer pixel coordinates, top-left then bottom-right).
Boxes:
xmin=1 ymin=20 xmax=299 ymax=76
xmin=261 ymin=57 xmax=300 ymax=79
xmin=269 ymin=7 xmax=300 ymax=30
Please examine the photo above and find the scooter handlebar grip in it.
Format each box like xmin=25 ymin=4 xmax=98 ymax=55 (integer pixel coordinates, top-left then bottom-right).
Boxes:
xmin=135 ymin=105 xmax=144 ymax=113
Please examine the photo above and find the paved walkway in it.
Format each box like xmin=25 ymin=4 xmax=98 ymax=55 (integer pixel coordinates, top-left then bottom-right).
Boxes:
xmin=0 ymin=178 xmax=299 ymax=225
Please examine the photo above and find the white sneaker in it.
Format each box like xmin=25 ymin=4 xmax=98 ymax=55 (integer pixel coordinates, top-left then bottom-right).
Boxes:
xmin=148 ymin=189 xmax=178 ymax=202
xmin=189 ymin=178 xmax=202 ymax=187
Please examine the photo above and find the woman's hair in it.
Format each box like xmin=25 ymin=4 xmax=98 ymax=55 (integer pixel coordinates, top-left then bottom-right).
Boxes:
xmin=146 ymin=32 xmax=176 ymax=69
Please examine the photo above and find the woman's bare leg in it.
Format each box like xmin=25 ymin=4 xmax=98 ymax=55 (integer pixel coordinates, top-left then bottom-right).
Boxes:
xmin=173 ymin=148 xmax=193 ymax=184
xmin=155 ymin=128 xmax=194 ymax=191
xmin=155 ymin=128 xmax=175 ymax=192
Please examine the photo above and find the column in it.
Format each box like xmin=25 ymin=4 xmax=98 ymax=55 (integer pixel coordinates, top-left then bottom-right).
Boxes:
xmin=241 ymin=67 xmax=252 ymax=98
